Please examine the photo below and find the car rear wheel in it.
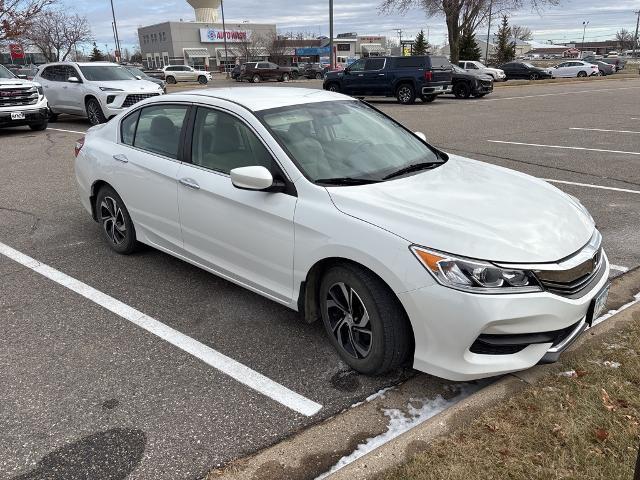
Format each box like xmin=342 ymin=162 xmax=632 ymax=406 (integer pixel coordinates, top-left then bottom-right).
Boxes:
xmin=165 ymin=76 xmax=176 ymax=84
xmin=95 ymin=186 xmax=138 ymax=255
xmin=453 ymin=82 xmax=471 ymax=99
xmin=198 ymin=75 xmax=208 ymax=84
xmin=327 ymin=82 xmax=340 ymax=92
xmin=396 ymin=84 xmax=416 ymax=105
xmin=529 ymin=73 xmax=539 ymax=80
xmin=86 ymin=98 xmax=107 ymax=126
xmin=319 ymin=264 xmax=412 ymax=375
xmin=315 ymin=72 xmax=323 ymax=80
xmin=577 ymin=71 xmax=587 ymax=78
xmin=281 ymin=73 xmax=290 ymax=82
xmin=252 ymin=74 xmax=261 ymax=83
xmin=48 ymin=110 xmax=58 ymax=122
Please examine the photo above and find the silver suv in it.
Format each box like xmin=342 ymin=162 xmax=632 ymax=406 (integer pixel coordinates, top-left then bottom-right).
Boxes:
xmin=0 ymin=64 xmax=48 ymax=131
xmin=162 ymin=65 xmax=212 ymax=84
xmin=34 ymin=62 xmax=164 ymax=125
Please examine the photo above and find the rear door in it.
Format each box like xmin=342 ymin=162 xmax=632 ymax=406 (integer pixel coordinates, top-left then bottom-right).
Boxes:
xmin=38 ymin=66 xmax=63 ymax=111
xmin=60 ymin=65 xmax=85 ymax=114
xmin=361 ymin=57 xmax=387 ymax=94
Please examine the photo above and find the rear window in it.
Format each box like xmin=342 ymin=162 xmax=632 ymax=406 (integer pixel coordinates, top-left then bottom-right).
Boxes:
xmin=394 ymin=57 xmax=426 ymax=69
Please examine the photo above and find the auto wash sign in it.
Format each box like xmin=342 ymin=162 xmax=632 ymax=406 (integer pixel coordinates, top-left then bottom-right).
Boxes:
xmin=200 ymin=28 xmax=251 ymax=43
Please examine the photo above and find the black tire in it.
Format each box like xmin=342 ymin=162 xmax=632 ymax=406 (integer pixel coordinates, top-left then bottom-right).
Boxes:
xmin=529 ymin=73 xmax=539 ymax=80
xmin=577 ymin=71 xmax=587 ymax=78
xmin=396 ymin=83 xmax=415 ymax=105
xmin=198 ymin=75 xmax=208 ymax=84
xmin=252 ymin=74 xmax=261 ymax=83
xmin=281 ymin=73 xmax=290 ymax=82
xmin=453 ymin=82 xmax=471 ymax=99
xmin=421 ymin=94 xmax=436 ymax=103
xmin=292 ymin=71 xmax=299 ymax=80
xmin=327 ymin=82 xmax=340 ymax=93
xmin=315 ymin=72 xmax=323 ymax=80
xmin=86 ymin=97 xmax=107 ymax=126
xmin=95 ymin=186 xmax=138 ymax=255
xmin=48 ymin=109 xmax=59 ymax=122
xmin=319 ymin=264 xmax=412 ymax=375
xmin=29 ymin=119 xmax=48 ymax=131
xmin=165 ymin=75 xmax=176 ymax=84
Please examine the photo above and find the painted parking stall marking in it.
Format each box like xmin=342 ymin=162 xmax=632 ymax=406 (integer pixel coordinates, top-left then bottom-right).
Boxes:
xmin=47 ymin=127 xmax=87 ymax=135
xmin=542 ymin=179 xmax=640 ymax=195
xmin=488 ymin=140 xmax=640 ymax=157
xmin=569 ymin=127 xmax=640 ymax=135
xmin=0 ymin=240 xmax=322 ymax=417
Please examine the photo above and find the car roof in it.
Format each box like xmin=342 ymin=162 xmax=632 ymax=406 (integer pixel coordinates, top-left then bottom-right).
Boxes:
xmin=39 ymin=61 xmax=122 ymax=67
xmin=174 ymin=87 xmax=350 ymax=112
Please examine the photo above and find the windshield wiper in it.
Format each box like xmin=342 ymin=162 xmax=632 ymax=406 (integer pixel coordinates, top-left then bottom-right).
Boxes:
xmin=382 ymin=161 xmax=441 ymax=180
xmin=315 ymin=177 xmax=381 ymax=186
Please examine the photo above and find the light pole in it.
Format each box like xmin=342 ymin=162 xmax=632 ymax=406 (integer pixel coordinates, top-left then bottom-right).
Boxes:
xmin=632 ymin=10 xmax=640 ymax=59
xmin=484 ymin=0 xmax=493 ymax=65
xmin=329 ymin=0 xmax=334 ymax=69
xmin=109 ymin=0 xmax=121 ymax=62
xmin=581 ymin=21 xmax=589 ymax=56
xmin=220 ymin=0 xmax=229 ymax=76
xmin=396 ymin=29 xmax=402 ymax=56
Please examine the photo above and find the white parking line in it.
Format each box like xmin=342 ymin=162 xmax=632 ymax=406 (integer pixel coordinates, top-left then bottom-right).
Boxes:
xmin=48 ymin=127 xmax=87 ymax=135
xmin=488 ymin=140 xmax=640 ymax=156
xmin=543 ymin=179 xmax=640 ymax=195
xmin=610 ymin=264 xmax=630 ymax=273
xmin=570 ymin=127 xmax=640 ymax=134
xmin=0 ymin=241 xmax=322 ymax=417
xmin=480 ymin=86 xmax=640 ymax=102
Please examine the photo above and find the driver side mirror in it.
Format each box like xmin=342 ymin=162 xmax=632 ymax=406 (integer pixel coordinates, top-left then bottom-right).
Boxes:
xmin=135 ymin=75 xmax=142 ymax=80
xmin=230 ymin=166 xmax=284 ymax=192
xmin=414 ymin=131 xmax=427 ymax=142
xmin=68 ymin=76 xmax=81 ymax=83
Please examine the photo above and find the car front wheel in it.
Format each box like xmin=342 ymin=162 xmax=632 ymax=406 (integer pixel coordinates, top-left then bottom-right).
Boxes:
xmin=453 ymin=82 xmax=471 ymax=99
xmin=86 ymin=98 xmax=107 ymax=126
xmin=198 ymin=75 xmax=208 ymax=84
xmin=95 ymin=186 xmax=138 ymax=254
xmin=319 ymin=264 xmax=412 ymax=375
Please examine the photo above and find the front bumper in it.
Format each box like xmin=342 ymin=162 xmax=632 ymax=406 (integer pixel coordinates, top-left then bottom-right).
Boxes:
xmin=100 ymin=91 xmax=163 ymax=118
xmin=0 ymin=98 xmax=48 ymax=128
xmin=398 ymin=252 xmax=610 ymax=381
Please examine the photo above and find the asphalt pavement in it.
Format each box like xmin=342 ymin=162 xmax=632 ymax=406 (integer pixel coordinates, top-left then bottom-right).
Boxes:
xmin=1 ymin=76 xmax=639 ymax=479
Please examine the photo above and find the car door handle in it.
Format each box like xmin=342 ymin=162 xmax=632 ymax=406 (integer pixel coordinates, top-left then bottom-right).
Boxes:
xmin=378 ymin=73 xmax=385 ymax=76
xmin=179 ymin=178 xmax=200 ymax=190
xmin=357 ymin=74 xmax=364 ymax=77
xmin=112 ymin=154 xmax=128 ymax=163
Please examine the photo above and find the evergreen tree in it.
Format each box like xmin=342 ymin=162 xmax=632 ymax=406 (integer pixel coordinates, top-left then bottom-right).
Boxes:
xmin=458 ymin=29 xmax=482 ymax=61
xmin=89 ymin=42 xmax=105 ymax=62
xmin=491 ymin=15 xmax=516 ymax=65
xmin=412 ymin=29 xmax=428 ymax=56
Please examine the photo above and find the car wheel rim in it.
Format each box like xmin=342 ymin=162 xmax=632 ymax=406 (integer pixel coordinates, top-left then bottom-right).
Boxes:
xmin=100 ymin=196 xmax=127 ymax=246
xmin=329 ymin=85 xmax=338 ymax=91
xmin=87 ymin=102 xmax=101 ymax=125
xmin=326 ymin=282 xmax=372 ymax=359
xmin=253 ymin=75 xmax=260 ymax=83
xmin=398 ymin=87 xmax=411 ymax=103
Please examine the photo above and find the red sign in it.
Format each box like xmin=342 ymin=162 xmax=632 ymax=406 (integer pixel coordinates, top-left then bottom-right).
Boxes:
xmin=9 ymin=44 xmax=24 ymax=60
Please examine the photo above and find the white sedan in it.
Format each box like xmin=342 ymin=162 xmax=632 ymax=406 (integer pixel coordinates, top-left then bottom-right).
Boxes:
xmin=547 ymin=60 xmax=600 ymax=78
xmin=74 ymin=87 xmax=610 ymax=381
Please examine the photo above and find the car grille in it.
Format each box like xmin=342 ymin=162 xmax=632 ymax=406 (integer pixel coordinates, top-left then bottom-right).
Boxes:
xmin=122 ymin=93 xmax=159 ymax=108
xmin=0 ymin=86 xmax=39 ymax=107
xmin=535 ymin=247 xmax=604 ymax=298
xmin=480 ymin=80 xmax=493 ymax=87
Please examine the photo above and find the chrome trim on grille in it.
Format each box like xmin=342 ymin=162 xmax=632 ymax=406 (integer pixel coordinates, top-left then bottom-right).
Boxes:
xmin=546 ymin=318 xmax=587 ymax=353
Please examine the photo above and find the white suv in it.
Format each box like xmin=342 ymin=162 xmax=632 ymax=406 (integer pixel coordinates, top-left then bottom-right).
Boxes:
xmin=0 ymin=64 xmax=48 ymax=131
xmin=162 ymin=65 xmax=212 ymax=84
xmin=458 ymin=60 xmax=506 ymax=81
xmin=34 ymin=62 xmax=164 ymax=125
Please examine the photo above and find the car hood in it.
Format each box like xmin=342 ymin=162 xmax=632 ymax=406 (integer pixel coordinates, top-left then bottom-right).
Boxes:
xmin=0 ymin=78 xmax=37 ymax=87
xmin=326 ymin=155 xmax=594 ymax=263
xmin=89 ymin=80 xmax=161 ymax=92
xmin=483 ymin=67 xmax=504 ymax=74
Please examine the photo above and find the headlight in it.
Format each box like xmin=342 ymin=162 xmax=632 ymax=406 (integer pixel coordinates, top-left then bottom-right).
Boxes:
xmin=99 ymin=87 xmax=124 ymax=92
xmin=411 ymin=246 xmax=542 ymax=294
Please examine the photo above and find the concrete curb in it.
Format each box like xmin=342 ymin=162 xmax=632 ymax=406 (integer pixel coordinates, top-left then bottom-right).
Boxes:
xmin=208 ymin=269 xmax=640 ymax=480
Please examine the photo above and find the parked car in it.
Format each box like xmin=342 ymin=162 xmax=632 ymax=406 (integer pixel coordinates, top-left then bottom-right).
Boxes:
xmin=231 ymin=64 xmax=242 ymax=80
xmin=74 ymin=87 xmax=610 ymax=380
xmin=238 ymin=62 xmax=293 ymax=83
xmin=10 ymin=65 xmax=39 ymax=80
xmin=583 ymin=55 xmax=626 ymax=72
xmin=547 ymin=60 xmax=599 ymax=78
xmin=458 ymin=60 xmax=506 ymax=81
xmin=303 ymin=63 xmax=328 ymax=80
xmin=323 ymin=55 xmax=453 ymax=104
xmin=34 ymin=62 xmax=164 ymax=125
xmin=162 ymin=65 xmax=212 ymax=84
xmin=123 ymin=65 xmax=167 ymax=93
xmin=289 ymin=62 xmax=303 ymax=79
xmin=143 ymin=69 xmax=166 ymax=80
xmin=593 ymin=61 xmax=615 ymax=76
xmin=499 ymin=62 xmax=553 ymax=80
xmin=449 ymin=65 xmax=493 ymax=98
xmin=0 ymin=64 xmax=49 ymax=131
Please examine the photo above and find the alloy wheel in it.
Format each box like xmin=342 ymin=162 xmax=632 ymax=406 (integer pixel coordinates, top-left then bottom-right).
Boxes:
xmin=325 ymin=282 xmax=373 ymax=359
xmin=99 ymin=196 xmax=127 ymax=246
xmin=398 ymin=86 xmax=412 ymax=103
xmin=87 ymin=101 xmax=102 ymax=125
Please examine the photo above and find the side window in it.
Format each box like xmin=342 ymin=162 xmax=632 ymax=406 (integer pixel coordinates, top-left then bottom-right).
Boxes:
xmin=191 ymin=107 xmax=274 ymax=174
xmin=121 ymin=110 xmax=140 ymax=146
xmin=429 ymin=56 xmax=449 ymax=68
xmin=133 ymin=104 xmax=189 ymax=159
xmin=257 ymin=62 xmax=270 ymax=69
xmin=467 ymin=63 xmax=478 ymax=69
xmin=364 ymin=58 xmax=385 ymax=70
xmin=64 ymin=66 xmax=80 ymax=81
xmin=40 ymin=67 xmax=54 ymax=80
xmin=348 ymin=59 xmax=365 ymax=72
xmin=395 ymin=57 xmax=424 ymax=68
xmin=457 ymin=61 xmax=465 ymax=68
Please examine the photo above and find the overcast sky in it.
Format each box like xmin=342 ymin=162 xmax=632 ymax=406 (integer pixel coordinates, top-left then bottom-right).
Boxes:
xmin=78 ymin=0 xmax=639 ymax=52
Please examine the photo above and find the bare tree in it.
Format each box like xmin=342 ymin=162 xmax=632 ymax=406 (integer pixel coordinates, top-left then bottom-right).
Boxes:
xmin=0 ymin=0 xmax=53 ymax=41
xmin=24 ymin=9 xmax=92 ymax=62
xmin=511 ymin=24 xmax=533 ymax=41
xmin=237 ymin=34 xmax=266 ymax=62
xmin=380 ymin=0 xmax=560 ymax=62
xmin=265 ymin=32 xmax=288 ymax=65
xmin=616 ymin=28 xmax=633 ymax=50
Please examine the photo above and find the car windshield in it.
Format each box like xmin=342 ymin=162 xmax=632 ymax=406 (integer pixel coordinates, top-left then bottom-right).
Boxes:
xmin=79 ymin=65 xmax=137 ymax=81
xmin=522 ymin=62 xmax=535 ymax=68
xmin=0 ymin=65 xmax=16 ymax=79
xmin=257 ymin=100 xmax=445 ymax=184
xmin=126 ymin=66 xmax=147 ymax=78
xmin=474 ymin=62 xmax=486 ymax=68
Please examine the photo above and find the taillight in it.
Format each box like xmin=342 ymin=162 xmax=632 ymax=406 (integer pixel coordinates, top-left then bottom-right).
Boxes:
xmin=424 ymin=71 xmax=433 ymax=81
xmin=74 ymin=137 xmax=85 ymax=158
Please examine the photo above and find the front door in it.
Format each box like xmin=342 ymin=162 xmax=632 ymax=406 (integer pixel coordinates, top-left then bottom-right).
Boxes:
xmin=177 ymin=106 xmax=297 ymax=302
xmin=341 ymin=58 xmax=366 ymax=95
xmin=361 ymin=57 xmax=387 ymax=94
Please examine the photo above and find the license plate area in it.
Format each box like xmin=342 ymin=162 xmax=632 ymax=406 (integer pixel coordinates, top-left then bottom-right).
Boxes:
xmin=11 ymin=111 xmax=25 ymax=120
xmin=587 ymin=283 xmax=610 ymax=325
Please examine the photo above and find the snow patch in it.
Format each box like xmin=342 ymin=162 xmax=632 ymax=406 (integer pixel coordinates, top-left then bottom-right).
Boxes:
xmin=603 ymin=361 xmax=621 ymax=369
xmin=350 ymin=386 xmax=394 ymax=409
xmin=316 ymin=384 xmax=480 ymax=479
xmin=559 ymin=370 xmax=577 ymax=377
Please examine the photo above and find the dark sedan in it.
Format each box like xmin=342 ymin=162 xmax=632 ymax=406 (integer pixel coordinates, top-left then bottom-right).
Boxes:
xmin=123 ymin=65 xmax=167 ymax=93
xmin=499 ymin=62 xmax=552 ymax=80
xmin=449 ymin=65 xmax=493 ymax=98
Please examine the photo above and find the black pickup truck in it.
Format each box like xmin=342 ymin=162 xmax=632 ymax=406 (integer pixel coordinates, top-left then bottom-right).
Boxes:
xmin=323 ymin=55 xmax=453 ymax=104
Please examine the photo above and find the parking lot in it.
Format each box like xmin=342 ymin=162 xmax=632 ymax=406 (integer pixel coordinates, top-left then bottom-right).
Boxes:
xmin=1 ymin=76 xmax=639 ymax=479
